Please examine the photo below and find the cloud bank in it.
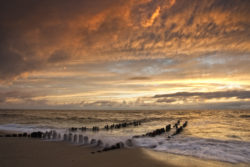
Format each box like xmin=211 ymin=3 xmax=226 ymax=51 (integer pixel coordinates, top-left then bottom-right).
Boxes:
xmin=1 ymin=0 xmax=250 ymax=81
xmin=0 ymin=0 xmax=250 ymax=109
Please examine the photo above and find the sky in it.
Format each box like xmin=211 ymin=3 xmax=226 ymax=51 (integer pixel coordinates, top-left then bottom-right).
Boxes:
xmin=0 ymin=0 xmax=250 ymax=109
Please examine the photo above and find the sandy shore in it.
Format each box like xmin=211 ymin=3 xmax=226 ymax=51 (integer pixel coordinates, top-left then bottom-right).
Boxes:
xmin=0 ymin=131 xmax=249 ymax=167
xmin=0 ymin=137 xmax=172 ymax=167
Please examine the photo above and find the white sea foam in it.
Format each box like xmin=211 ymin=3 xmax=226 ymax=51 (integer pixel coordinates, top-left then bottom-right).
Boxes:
xmin=134 ymin=136 xmax=250 ymax=163
xmin=41 ymin=129 xmax=250 ymax=163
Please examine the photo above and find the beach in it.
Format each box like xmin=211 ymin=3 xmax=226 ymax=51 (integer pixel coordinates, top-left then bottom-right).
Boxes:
xmin=0 ymin=137 xmax=171 ymax=167
xmin=0 ymin=109 xmax=250 ymax=167
xmin=0 ymin=130 xmax=249 ymax=167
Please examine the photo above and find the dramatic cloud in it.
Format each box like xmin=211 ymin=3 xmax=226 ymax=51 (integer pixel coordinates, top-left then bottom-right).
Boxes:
xmin=1 ymin=0 xmax=250 ymax=80
xmin=0 ymin=0 xmax=249 ymax=109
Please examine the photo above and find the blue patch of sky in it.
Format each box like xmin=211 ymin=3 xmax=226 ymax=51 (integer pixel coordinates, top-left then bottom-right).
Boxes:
xmin=108 ymin=58 xmax=176 ymax=75
xmin=197 ymin=55 xmax=226 ymax=65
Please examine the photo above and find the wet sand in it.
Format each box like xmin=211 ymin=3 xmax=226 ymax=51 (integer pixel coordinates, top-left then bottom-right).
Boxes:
xmin=0 ymin=137 xmax=172 ymax=167
xmin=0 ymin=131 xmax=249 ymax=167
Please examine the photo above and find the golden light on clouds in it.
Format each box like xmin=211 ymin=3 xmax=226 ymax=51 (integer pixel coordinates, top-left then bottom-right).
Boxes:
xmin=142 ymin=6 xmax=161 ymax=27
xmin=0 ymin=0 xmax=250 ymax=109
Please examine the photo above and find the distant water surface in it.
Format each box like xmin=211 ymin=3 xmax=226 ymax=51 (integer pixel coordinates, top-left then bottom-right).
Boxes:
xmin=0 ymin=109 xmax=249 ymax=163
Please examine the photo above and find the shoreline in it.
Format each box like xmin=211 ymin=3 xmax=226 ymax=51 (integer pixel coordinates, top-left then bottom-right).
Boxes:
xmin=0 ymin=133 xmax=249 ymax=167
xmin=0 ymin=137 xmax=170 ymax=167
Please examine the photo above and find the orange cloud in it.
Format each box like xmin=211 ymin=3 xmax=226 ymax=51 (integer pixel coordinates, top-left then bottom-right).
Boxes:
xmin=0 ymin=0 xmax=249 ymax=82
xmin=142 ymin=6 xmax=161 ymax=27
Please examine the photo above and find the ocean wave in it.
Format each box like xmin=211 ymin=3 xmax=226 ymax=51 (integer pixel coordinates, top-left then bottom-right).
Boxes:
xmin=33 ymin=129 xmax=250 ymax=163
xmin=134 ymin=136 xmax=250 ymax=163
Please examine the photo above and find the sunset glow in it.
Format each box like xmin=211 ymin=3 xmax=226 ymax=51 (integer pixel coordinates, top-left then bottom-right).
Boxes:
xmin=0 ymin=0 xmax=250 ymax=109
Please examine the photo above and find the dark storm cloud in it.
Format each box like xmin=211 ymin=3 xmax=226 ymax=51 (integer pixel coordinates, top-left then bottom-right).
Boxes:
xmin=154 ymin=90 xmax=250 ymax=100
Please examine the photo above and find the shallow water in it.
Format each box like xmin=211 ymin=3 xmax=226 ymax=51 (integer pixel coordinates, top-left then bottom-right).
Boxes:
xmin=0 ymin=109 xmax=249 ymax=163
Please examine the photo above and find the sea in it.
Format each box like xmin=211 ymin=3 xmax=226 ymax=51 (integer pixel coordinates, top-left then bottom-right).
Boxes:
xmin=0 ymin=109 xmax=249 ymax=163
